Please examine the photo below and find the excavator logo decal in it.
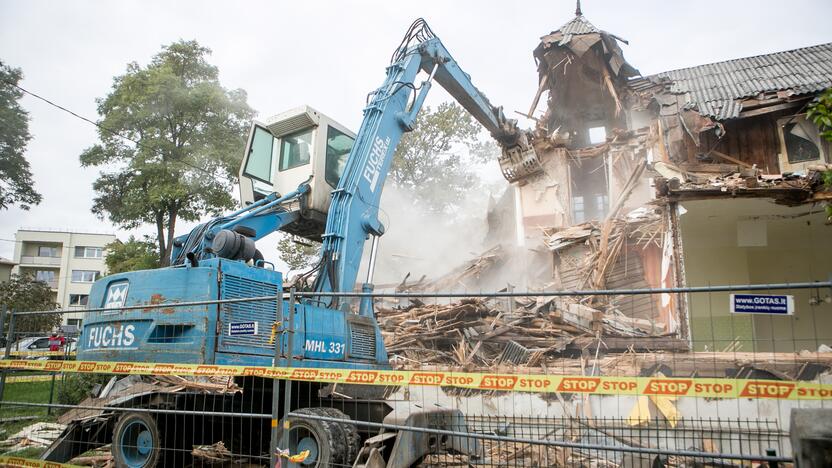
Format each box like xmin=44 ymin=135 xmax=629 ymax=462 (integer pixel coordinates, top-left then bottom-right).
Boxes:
xmin=363 ymin=135 xmax=390 ymax=192
xmin=104 ymin=281 xmax=129 ymax=309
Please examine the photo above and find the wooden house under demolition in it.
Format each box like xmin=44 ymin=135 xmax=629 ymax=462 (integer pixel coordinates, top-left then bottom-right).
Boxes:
xmin=491 ymin=8 xmax=832 ymax=356
xmin=381 ymin=9 xmax=832 ymax=386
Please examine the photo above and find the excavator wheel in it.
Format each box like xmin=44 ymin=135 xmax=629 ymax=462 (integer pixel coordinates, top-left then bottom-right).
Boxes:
xmin=319 ymin=407 xmax=361 ymax=463
xmin=277 ymin=407 xmax=353 ymax=467
xmin=112 ymin=412 xmax=162 ymax=468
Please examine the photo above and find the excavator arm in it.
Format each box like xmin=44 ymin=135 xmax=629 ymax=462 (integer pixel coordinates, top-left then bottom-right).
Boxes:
xmin=312 ymin=19 xmax=533 ymax=309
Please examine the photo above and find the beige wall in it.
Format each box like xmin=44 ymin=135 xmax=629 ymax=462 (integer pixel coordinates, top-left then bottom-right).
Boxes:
xmin=680 ymin=199 xmax=832 ymax=352
xmin=0 ymin=263 xmax=13 ymax=282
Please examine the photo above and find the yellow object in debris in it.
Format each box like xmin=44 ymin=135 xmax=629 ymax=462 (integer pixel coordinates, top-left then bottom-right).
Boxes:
xmin=648 ymin=372 xmax=680 ymax=428
xmin=627 ymin=395 xmax=651 ymax=426
xmin=285 ymin=450 xmax=310 ymax=463
xmin=268 ymin=321 xmax=282 ymax=345
xmin=275 ymin=448 xmax=311 ymax=466
xmin=649 ymin=393 xmax=679 ymax=428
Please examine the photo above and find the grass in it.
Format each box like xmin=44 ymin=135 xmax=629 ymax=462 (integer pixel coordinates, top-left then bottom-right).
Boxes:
xmin=1 ymin=377 xmax=59 ymax=457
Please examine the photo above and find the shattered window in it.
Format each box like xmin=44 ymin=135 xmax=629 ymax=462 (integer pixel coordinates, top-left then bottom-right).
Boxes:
xmin=572 ymin=196 xmax=585 ymax=223
xmin=570 ymin=155 xmax=609 ymax=224
xmin=279 ymin=129 xmax=314 ymax=171
xmin=325 ymin=126 xmax=354 ymax=188
xmin=783 ymin=120 xmax=820 ymax=163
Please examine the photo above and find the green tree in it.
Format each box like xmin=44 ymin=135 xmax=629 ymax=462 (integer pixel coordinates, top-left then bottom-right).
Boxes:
xmin=807 ymin=88 xmax=832 ymax=220
xmin=105 ymin=236 xmax=160 ymax=274
xmin=80 ymin=40 xmax=255 ymax=266
xmin=0 ymin=274 xmax=60 ymax=334
xmin=277 ymin=234 xmax=320 ymax=270
xmin=391 ymin=102 xmax=490 ymax=212
xmin=808 ymin=88 xmax=832 ymax=143
xmin=0 ymin=61 xmax=42 ymax=210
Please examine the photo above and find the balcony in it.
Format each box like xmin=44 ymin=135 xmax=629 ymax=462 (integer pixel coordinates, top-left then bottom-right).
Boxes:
xmin=20 ymin=255 xmax=62 ymax=266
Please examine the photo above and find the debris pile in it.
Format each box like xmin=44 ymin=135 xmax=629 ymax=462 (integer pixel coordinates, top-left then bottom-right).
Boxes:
xmin=378 ymin=295 xmax=832 ymax=378
xmin=378 ymin=293 xmax=676 ymax=369
xmin=68 ymin=447 xmax=114 ymax=467
xmin=654 ymin=161 xmax=827 ymax=206
xmin=0 ymin=422 xmax=65 ymax=454
xmin=40 ymin=374 xmax=241 ymax=464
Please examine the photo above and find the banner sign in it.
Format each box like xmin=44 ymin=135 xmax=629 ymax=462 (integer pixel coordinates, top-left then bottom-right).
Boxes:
xmin=731 ymin=294 xmax=794 ymax=315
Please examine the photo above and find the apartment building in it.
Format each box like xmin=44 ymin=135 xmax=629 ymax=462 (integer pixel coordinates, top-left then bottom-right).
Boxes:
xmin=11 ymin=229 xmax=116 ymax=326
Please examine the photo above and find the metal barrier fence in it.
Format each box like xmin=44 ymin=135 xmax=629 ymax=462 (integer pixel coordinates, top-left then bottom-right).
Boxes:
xmin=0 ymin=279 xmax=830 ymax=466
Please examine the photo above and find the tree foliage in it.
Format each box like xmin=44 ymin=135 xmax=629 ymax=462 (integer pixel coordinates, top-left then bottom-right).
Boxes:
xmin=0 ymin=61 xmax=42 ymax=211
xmin=807 ymin=88 xmax=832 ymax=220
xmin=277 ymin=234 xmax=320 ymax=271
xmin=80 ymin=40 xmax=255 ymax=266
xmin=807 ymin=88 xmax=832 ymax=143
xmin=391 ymin=102 xmax=495 ymax=212
xmin=105 ymin=236 xmax=161 ymax=274
xmin=0 ymin=274 xmax=60 ymax=333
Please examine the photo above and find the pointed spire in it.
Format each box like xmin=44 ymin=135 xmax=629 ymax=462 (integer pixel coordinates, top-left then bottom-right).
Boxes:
xmin=575 ymin=0 xmax=582 ymax=16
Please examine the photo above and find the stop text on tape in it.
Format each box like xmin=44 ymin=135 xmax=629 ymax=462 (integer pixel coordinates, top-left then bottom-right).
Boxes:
xmin=1 ymin=359 xmax=830 ymax=400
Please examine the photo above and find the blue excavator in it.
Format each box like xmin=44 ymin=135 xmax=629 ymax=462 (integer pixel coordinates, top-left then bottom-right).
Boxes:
xmin=49 ymin=19 xmax=537 ymax=467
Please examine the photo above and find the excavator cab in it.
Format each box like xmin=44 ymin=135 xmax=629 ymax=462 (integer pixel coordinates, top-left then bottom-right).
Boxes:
xmin=239 ymin=105 xmax=355 ymax=241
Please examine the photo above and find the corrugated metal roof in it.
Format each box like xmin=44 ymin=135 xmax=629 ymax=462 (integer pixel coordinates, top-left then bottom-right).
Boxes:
xmin=557 ymin=15 xmax=600 ymax=36
xmin=645 ymin=43 xmax=832 ymax=119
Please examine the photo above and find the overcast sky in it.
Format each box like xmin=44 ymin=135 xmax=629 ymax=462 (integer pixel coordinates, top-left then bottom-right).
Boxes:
xmin=1 ymin=0 xmax=830 ymax=264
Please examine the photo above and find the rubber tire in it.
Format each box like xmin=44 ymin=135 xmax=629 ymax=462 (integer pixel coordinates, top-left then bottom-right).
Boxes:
xmin=319 ymin=407 xmax=361 ymax=464
xmin=112 ymin=412 xmax=162 ymax=468
xmin=277 ymin=408 xmax=348 ymax=467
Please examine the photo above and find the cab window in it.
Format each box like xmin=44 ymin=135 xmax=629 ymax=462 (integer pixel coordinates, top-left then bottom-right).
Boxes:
xmin=243 ymin=126 xmax=276 ymax=184
xmin=279 ymin=129 xmax=314 ymax=171
xmin=325 ymin=126 xmax=354 ymax=188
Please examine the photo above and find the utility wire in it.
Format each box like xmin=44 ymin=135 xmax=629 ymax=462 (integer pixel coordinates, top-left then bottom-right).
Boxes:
xmin=1 ymin=78 xmax=236 ymax=183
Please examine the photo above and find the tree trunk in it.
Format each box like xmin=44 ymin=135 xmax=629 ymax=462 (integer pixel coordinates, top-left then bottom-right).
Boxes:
xmin=163 ymin=207 xmax=178 ymax=267
xmin=155 ymin=211 xmax=168 ymax=267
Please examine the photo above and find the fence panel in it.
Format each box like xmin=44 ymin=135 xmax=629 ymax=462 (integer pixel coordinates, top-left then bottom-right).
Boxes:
xmin=1 ymin=279 xmax=829 ymax=466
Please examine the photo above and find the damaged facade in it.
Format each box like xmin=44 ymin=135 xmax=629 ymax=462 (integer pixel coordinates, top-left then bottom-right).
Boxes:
xmin=491 ymin=10 xmax=832 ymax=356
xmin=382 ymin=11 xmax=831 ymax=376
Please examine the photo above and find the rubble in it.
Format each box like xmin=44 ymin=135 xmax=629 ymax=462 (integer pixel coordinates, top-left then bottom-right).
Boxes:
xmin=0 ymin=422 xmax=65 ymax=453
xmin=57 ymin=374 xmax=240 ymax=426
xmin=394 ymin=245 xmax=504 ymax=292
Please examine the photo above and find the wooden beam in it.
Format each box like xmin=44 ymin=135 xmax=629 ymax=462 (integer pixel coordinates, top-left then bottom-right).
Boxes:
xmin=679 ymin=163 xmax=740 ymax=174
xmin=567 ymin=336 xmax=690 ymax=353
xmin=527 ymin=74 xmax=549 ymax=117
xmin=708 ymin=150 xmax=754 ymax=169
xmin=738 ymin=100 xmax=805 ymax=119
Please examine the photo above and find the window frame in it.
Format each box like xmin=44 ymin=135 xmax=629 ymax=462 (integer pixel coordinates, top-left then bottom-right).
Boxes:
xmin=324 ymin=125 xmax=355 ymax=188
xmin=38 ymin=246 xmax=59 ymax=257
xmin=35 ymin=270 xmax=56 ymax=282
xmin=74 ymin=246 xmax=103 ymax=259
xmin=71 ymin=270 xmax=99 ymax=283
xmin=588 ymin=126 xmax=607 ymax=145
xmin=278 ymin=128 xmax=315 ymax=172
xmin=568 ymin=154 xmax=611 ymax=224
xmin=69 ymin=294 xmax=89 ymax=306
xmin=242 ymin=125 xmax=277 ymax=185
